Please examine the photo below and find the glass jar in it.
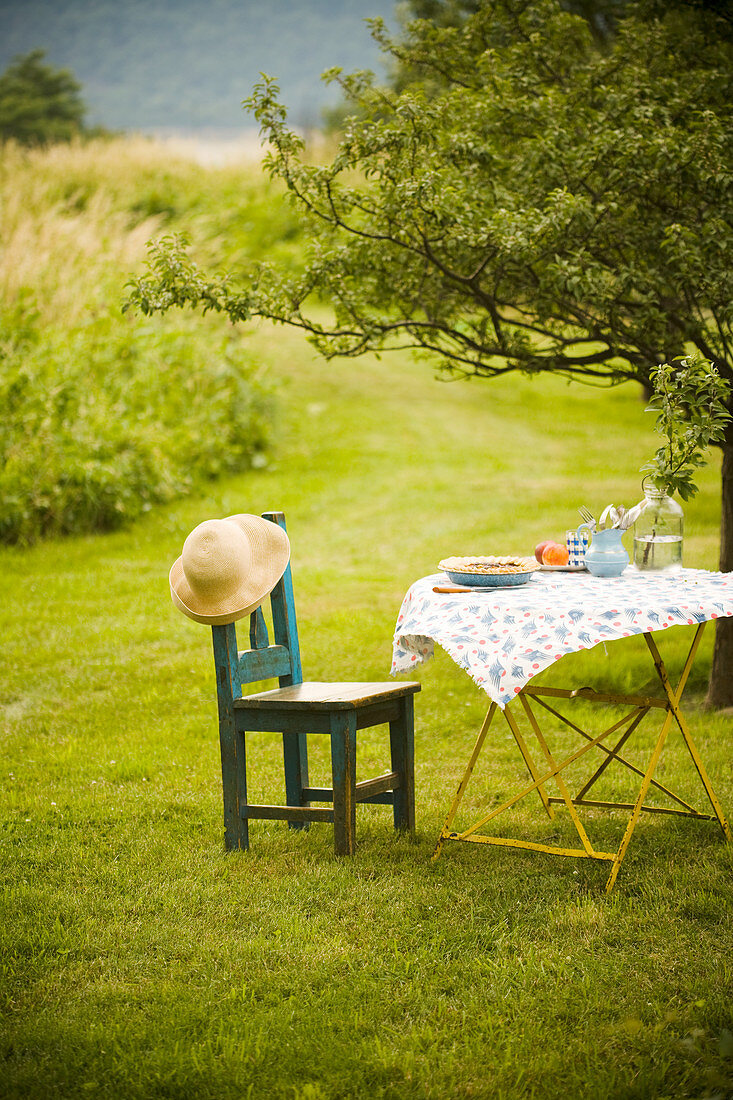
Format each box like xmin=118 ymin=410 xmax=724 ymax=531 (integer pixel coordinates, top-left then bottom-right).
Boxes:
xmin=632 ymin=487 xmax=684 ymax=571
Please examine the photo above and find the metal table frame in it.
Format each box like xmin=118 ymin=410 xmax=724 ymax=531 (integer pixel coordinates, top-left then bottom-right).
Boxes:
xmin=432 ymin=622 xmax=731 ymax=892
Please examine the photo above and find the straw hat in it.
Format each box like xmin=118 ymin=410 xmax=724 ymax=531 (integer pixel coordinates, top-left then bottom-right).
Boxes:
xmin=169 ymin=513 xmax=290 ymax=625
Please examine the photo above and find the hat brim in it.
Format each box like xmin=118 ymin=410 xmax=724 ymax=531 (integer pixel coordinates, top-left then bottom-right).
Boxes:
xmin=170 ymin=513 xmax=290 ymax=625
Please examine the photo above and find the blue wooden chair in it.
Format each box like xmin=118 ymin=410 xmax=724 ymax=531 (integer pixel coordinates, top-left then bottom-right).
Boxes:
xmin=211 ymin=511 xmax=420 ymax=855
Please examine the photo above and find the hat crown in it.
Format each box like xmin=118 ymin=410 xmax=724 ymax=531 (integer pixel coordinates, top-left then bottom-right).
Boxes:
xmin=181 ymin=519 xmax=251 ymax=600
xmin=170 ymin=512 xmax=290 ymax=625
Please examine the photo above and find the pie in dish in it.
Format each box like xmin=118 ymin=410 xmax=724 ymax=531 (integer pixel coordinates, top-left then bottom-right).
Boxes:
xmin=439 ymin=555 xmax=540 ymax=576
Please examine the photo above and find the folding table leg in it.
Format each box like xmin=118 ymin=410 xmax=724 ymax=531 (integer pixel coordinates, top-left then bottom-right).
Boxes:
xmin=605 ymin=623 xmax=727 ymax=892
xmin=433 ymin=702 xmax=497 ymax=860
xmin=518 ymin=694 xmax=595 ymax=856
xmin=677 ymin=726 xmax=732 ymax=841
xmin=604 ymin=713 xmax=673 ymax=893
xmin=573 ymin=714 xmax=644 ymax=802
xmin=503 ymin=703 xmax=555 ymax=820
xmin=646 ymin=628 xmax=732 ymax=843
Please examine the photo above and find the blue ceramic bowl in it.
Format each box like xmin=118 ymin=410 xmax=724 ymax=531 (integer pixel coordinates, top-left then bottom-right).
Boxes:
xmin=441 ymin=567 xmax=536 ymax=588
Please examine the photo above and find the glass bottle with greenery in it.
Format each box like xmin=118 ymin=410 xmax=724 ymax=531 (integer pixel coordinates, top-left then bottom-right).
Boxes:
xmin=634 ymin=352 xmax=731 ymax=571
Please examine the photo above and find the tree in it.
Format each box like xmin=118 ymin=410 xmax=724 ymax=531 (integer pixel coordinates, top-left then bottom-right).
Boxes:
xmin=398 ymin=0 xmax=625 ymax=42
xmin=127 ymin=0 xmax=733 ymax=705
xmin=0 ymin=49 xmax=87 ymax=145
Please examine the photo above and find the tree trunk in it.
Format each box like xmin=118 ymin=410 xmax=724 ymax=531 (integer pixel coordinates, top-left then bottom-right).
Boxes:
xmin=706 ymin=437 xmax=733 ymax=708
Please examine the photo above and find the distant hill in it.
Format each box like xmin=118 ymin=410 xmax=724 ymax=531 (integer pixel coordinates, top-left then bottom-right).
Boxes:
xmin=0 ymin=0 xmax=398 ymax=133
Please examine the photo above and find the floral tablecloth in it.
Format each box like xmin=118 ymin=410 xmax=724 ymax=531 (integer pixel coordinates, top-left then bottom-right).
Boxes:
xmin=391 ymin=568 xmax=733 ymax=709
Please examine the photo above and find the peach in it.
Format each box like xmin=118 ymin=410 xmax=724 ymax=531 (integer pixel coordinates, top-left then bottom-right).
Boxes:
xmin=542 ymin=541 xmax=570 ymax=566
xmin=534 ymin=540 xmax=552 ymax=563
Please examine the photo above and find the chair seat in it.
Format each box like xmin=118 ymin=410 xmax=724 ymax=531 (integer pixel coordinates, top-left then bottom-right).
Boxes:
xmin=235 ymin=680 xmax=421 ymax=711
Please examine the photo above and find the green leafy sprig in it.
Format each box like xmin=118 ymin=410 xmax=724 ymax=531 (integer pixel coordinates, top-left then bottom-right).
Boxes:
xmin=640 ymin=351 xmax=731 ymax=501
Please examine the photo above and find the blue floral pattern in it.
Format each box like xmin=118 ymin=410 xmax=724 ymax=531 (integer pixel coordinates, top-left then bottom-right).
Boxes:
xmin=391 ymin=569 xmax=733 ymax=709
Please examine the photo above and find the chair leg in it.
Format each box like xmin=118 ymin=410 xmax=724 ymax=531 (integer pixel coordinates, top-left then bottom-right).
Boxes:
xmin=330 ymin=713 xmax=357 ymax=855
xmin=219 ymin=716 xmax=249 ymax=851
xmin=282 ymin=731 xmax=310 ymax=830
xmin=390 ymin=695 xmax=416 ymax=834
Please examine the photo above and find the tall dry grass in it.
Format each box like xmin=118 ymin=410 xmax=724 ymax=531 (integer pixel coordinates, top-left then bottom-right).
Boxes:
xmin=0 ymin=138 xmax=201 ymax=324
xmin=0 ymin=137 xmax=280 ymax=544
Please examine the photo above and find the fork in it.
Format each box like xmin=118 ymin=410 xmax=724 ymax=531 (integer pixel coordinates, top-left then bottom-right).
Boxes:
xmin=578 ymin=505 xmax=595 ymax=528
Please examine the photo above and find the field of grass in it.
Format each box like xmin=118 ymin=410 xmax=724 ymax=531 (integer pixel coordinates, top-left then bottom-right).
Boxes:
xmin=1 ymin=139 xmax=732 ymax=1100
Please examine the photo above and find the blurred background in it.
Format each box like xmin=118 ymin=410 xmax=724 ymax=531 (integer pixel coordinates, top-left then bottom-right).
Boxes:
xmin=0 ymin=0 xmax=395 ymax=138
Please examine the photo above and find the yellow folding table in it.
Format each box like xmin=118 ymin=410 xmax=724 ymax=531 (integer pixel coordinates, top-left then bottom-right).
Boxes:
xmin=391 ymin=568 xmax=733 ymax=891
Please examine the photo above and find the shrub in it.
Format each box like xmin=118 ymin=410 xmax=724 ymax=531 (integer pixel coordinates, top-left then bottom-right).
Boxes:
xmin=0 ymin=303 xmax=272 ymax=544
xmin=0 ymin=136 xmax=304 ymax=544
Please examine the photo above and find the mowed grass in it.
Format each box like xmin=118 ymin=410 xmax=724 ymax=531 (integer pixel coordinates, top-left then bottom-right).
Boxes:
xmin=2 ymin=171 xmax=733 ymax=1097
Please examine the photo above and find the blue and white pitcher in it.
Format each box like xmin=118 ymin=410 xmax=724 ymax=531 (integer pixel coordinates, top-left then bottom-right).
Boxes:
xmin=577 ymin=523 xmax=629 ymax=578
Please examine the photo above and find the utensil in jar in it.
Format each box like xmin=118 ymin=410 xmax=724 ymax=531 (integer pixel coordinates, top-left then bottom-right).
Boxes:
xmin=578 ymin=505 xmax=596 ymax=529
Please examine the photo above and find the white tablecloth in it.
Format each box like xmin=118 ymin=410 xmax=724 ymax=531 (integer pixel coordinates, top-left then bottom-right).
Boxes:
xmin=391 ymin=569 xmax=733 ymax=709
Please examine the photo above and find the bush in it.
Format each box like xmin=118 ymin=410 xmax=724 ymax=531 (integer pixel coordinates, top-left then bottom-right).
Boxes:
xmin=0 ymin=304 xmax=272 ymax=544
xmin=0 ymin=136 xmax=306 ymax=545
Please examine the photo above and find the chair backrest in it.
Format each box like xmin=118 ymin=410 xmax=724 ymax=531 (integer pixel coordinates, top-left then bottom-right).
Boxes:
xmin=211 ymin=511 xmax=303 ymax=704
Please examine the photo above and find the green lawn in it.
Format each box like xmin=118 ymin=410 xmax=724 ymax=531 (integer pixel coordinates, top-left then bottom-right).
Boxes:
xmin=1 ymin=318 xmax=732 ymax=1099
